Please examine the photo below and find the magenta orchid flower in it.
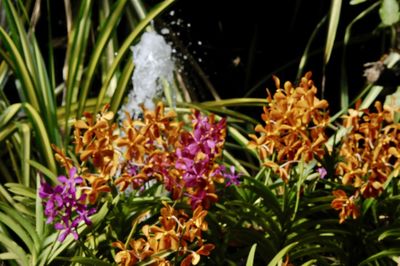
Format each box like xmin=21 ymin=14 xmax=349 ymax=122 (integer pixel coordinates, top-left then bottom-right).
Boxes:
xmin=39 ymin=167 xmax=96 ymax=242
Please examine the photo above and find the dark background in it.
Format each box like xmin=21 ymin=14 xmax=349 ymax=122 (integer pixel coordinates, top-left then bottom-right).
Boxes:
xmin=153 ymin=0 xmax=388 ymax=114
xmin=34 ymin=0 xmax=390 ymax=116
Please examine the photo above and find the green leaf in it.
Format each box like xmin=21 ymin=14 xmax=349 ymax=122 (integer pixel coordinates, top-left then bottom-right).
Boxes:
xmin=350 ymin=0 xmax=368 ymax=5
xmin=341 ymin=1 xmax=380 ymax=111
xmin=0 ymin=184 xmax=15 ymax=205
xmin=362 ymin=197 xmax=376 ymax=215
xmin=201 ymin=98 xmax=268 ymax=107
xmin=55 ymin=257 xmax=112 ymax=265
xmin=23 ymin=103 xmax=56 ymax=174
xmin=0 ymin=252 xmax=20 ymax=260
xmin=288 ymin=229 xmax=350 ymax=245
xmin=378 ymin=229 xmax=400 ymax=241
xmin=19 ymin=123 xmax=31 ymax=186
xmin=227 ymin=126 xmax=258 ymax=158
xmin=109 ymin=56 xmax=135 ymax=114
xmin=29 ymin=159 xmax=57 ymax=183
xmin=226 ymin=200 xmax=281 ymax=245
xmin=90 ymin=201 xmax=110 ymax=225
xmin=380 ymin=0 xmax=400 ymax=26
xmin=1 ymin=1 xmax=39 ymax=109
xmin=267 ymin=242 xmax=298 ymax=266
xmin=301 ymin=259 xmax=318 ymax=266
xmin=0 ymin=123 xmax=17 ymax=142
xmin=0 ymin=27 xmax=39 ymax=110
xmin=4 ymin=183 xmax=36 ymax=199
xmin=0 ymin=212 xmax=36 ymax=258
xmin=246 ymin=243 xmax=257 ymax=266
xmin=0 ymin=103 xmax=21 ymax=129
xmin=77 ymin=0 xmax=128 ymax=117
xmin=223 ymin=150 xmax=250 ymax=176
xmin=63 ymin=0 xmax=93 ymax=148
xmin=292 ymin=246 xmax=343 ymax=261
xmin=31 ymin=39 xmax=59 ymax=145
xmin=359 ymin=248 xmax=400 ymax=265
xmin=2 ymin=1 xmax=58 ymax=147
xmin=137 ymin=250 xmax=175 ymax=266
xmin=0 ymin=235 xmax=29 ymax=266
xmin=0 ymin=203 xmax=40 ymax=249
xmin=35 ymin=174 xmax=44 ymax=240
xmin=242 ymin=176 xmax=283 ymax=220
xmin=359 ymin=85 xmax=383 ymax=110
xmin=324 ymin=0 xmax=342 ymax=65
xmin=45 ymin=205 xmax=110 ymax=263
xmin=183 ymin=103 xmax=259 ymax=125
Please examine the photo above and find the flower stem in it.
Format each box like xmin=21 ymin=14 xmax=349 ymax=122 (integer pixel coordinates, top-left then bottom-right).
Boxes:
xmin=292 ymin=159 xmax=305 ymax=221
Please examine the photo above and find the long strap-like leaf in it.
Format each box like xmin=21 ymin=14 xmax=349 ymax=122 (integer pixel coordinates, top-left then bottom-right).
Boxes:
xmin=77 ymin=0 xmax=128 ymax=118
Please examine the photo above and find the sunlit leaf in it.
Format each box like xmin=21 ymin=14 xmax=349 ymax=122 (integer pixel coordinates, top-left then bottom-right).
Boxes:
xmin=379 ymin=0 xmax=400 ymax=26
xmin=77 ymin=0 xmax=128 ymax=117
xmin=246 ymin=243 xmax=257 ymax=266
xmin=0 ymin=103 xmax=21 ymax=129
xmin=0 ymin=235 xmax=29 ymax=266
xmin=267 ymin=242 xmax=298 ymax=266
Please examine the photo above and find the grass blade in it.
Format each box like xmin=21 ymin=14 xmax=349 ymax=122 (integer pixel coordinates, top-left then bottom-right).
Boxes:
xmin=35 ymin=173 xmax=44 ymax=240
xmin=0 ymin=27 xmax=39 ymax=109
xmin=267 ymin=242 xmax=298 ymax=266
xmin=0 ymin=103 xmax=22 ymax=129
xmin=359 ymin=248 xmax=400 ymax=265
xmin=29 ymin=160 xmax=57 ymax=183
xmin=323 ymin=0 xmax=342 ymax=98
xmin=109 ymin=58 xmax=135 ymax=114
xmin=246 ymin=243 xmax=257 ymax=266
xmin=0 ymin=212 xmax=36 ymax=259
xmin=0 ymin=235 xmax=29 ymax=266
xmin=63 ymin=0 xmax=93 ymax=148
xmin=324 ymin=0 xmax=342 ymax=65
xmin=19 ymin=123 xmax=31 ymax=186
xmin=23 ymin=103 xmax=56 ymax=174
xmin=77 ymin=0 xmax=128 ymax=118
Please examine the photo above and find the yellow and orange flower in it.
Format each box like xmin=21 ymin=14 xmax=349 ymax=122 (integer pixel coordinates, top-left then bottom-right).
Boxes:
xmin=113 ymin=203 xmax=214 ymax=266
xmin=331 ymin=189 xmax=360 ymax=224
xmin=336 ymin=101 xmax=400 ymax=198
xmin=249 ymin=72 xmax=329 ymax=181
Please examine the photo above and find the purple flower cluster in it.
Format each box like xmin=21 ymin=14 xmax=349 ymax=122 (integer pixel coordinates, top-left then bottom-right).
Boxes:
xmin=175 ymin=111 xmax=240 ymax=208
xmin=39 ymin=167 xmax=96 ymax=242
xmin=224 ymin=165 xmax=242 ymax=187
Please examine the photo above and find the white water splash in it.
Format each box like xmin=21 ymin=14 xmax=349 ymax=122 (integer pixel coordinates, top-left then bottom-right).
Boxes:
xmin=118 ymin=31 xmax=175 ymax=120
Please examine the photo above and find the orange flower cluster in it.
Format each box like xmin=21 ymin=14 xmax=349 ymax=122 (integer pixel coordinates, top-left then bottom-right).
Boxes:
xmin=48 ymin=103 xmax=224 ymax=261
xmin=52 ymin=102 xmax=228 ymax=210
xmin=112 ymin=203 xmax=214 ymax=266
xmin=114 ymin=104 xmax=227 ymax=209
xmin=57 ymin=104 xmax=117 ymax=203
xmin=336 ymin=101 xmax=400 ymax=198
xmin=248 ymin=72 xmax=329 ymax=181
xmin=114 ymin=102 xmax=183 ymax=193
xmin=330 ymin=101 xmax=400 ymax=223
xmin=330 ymin=190 xmax=360 ymax=224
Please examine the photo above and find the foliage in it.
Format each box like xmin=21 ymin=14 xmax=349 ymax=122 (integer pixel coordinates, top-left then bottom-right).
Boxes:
xmin=0 ymin=0 xmax=400 ymax=265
